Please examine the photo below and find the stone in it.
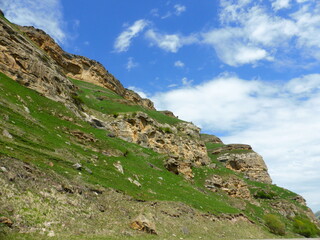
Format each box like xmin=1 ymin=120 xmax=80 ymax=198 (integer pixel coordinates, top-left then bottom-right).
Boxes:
xmin=130 ymin=214 xmax=157 ymax=235
xmin=205 ymin=175 xmax=251 ymax=199
xmin=73 ymin=163 xmax=82 ymax=170
xmin=113 ymin=161 xmax=124 ymax=174
xmin=108 ymin=112 xmax=210 ymax=178
xmin=47 ymin=230 xmax=55 ymax=237
xmin=132 ymin=180 xmax=142 ymax=187
xmin=107 ymin=132 xmax=116 ymax=138
xmin=0 ymin=166 xmax=8 ymax=172
xmin=217 ymin=152 xmax=272 ymax=184
xmin=0 ymin=216 xmax=13 ymax=227
xmin=2 ymin=129 xmax=13 ymax=139
xmin=212 ymin=144 xmax=252 ymax=154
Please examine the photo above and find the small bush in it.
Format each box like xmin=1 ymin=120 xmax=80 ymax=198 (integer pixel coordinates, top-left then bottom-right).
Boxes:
xmin=264 ymin=214 xmax=286 ymax=236
xmin=159 ymin=127 xmax=173 ymax=134
xmin=293 ymin=216 xmax=320 ymax=237
xmin=254 ymin=190 xmax=276 ymax=199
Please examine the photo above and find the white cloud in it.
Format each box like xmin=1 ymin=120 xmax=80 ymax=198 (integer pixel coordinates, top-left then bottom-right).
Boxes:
xmin=114 ymin=19 xmax=149 ymax=52
xmin=202 ymin=28 xmax=272 ymax=66
xmin=204 ymin=1 xmax=320 ymax=66
xmin=181 ymin=77 xmax=193 ymax=86
xmin=174 ymin=4 xmax=186 ymax=15
xmin=0 ymin=0 xmax=66 ymax=44
xmin=272 ymin=0 xmax=292 ymax=11
xmin=126 ymin=57 xmax=138 ymax=71
xmin=145 ymin=29 xmax=198 ymax=53
xmin=174 ymin=60 xmax=185 ymax=68
xmin=152 ymin=73 xmax=320 ymax=211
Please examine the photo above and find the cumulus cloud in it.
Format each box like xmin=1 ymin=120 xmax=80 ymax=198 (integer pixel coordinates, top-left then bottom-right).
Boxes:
xmin=203 ymin=0 xmax=320 ymax=66
xmin=272 ymin=0 xmax=292 ymax=11
xmin=174 ymin=60 xmax=185 ymax=67
xmin=145 ymin=29 xmax=198 ymax=53
xmin=152 ymin=73 xmax=320 ymax=211
xmin=174 ymin=4 xmax=186 ymax=16
xmin=126 ymin=57 xmax=138 ymax=71
xmin=0 ymin=0 xmax=66 ymax=44
xmin=114 ymin=19 xmax=149 ymax=52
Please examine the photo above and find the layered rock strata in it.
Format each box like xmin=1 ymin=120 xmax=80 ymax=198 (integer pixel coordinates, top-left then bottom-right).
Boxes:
xmin=19 ymin=26 xmax=154 ymax=110
xmin=0 ymin=16 xmax=77 ymax=108
xmin=217 ymin=152 xmax=272 ymax=184
xmin=106 ymin=112 xmax=210 ymax=178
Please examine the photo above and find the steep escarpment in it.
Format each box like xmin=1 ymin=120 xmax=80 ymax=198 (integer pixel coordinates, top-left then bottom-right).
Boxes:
xmin=0 ymin=16 xmax=77 ymax=109
xmin=19 ymin=25 xmax=154 ymax=110
xmin=0 ymin=12 xmax=319 ymax=239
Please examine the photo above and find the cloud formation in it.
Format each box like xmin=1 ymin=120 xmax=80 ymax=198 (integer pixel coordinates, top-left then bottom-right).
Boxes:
xmin=0 ymin=0 xmax=66 ymax=44
xmin=174 ymin=60 xmax=185 ymax=68
xmin=152 ymin=73 xmax=320 ymax=211
xmin=114 ymin=19 xmax=149 ymax=52
xmin=145 ymin=29 xmax=198 ymax=53
xmin=126 ymin=57 xmax=138 ymax=71
xmin=202 ymin=0 xmax=320 ymax=66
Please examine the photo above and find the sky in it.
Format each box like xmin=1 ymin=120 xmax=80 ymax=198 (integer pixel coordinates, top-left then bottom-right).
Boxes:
xmin=1 ymin=0 xmax=320 ymax=212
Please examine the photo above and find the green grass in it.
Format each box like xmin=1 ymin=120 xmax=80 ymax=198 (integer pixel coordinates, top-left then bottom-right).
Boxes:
xmin=71 ymin=78 xmax=182 ymax=125
xmin=0 ymin=72 xmax=238 ymax=215
xmin=1 ymin=71 xmax=318 ymax=239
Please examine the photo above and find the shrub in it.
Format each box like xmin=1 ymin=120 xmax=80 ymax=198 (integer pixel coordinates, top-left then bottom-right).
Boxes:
xmin=293 ymin=216 xmax=320 ymax=237
xmin=159 ymin=127 xmax=173 ymax=134
xmin=254 ymin=190 xmax=276 ymax=199
xmin=264 ymin=214 xmax=286 ymax=236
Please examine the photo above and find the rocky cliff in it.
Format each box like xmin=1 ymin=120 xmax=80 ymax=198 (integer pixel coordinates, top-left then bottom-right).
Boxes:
xmin=19 ymin=26 xmax=155 ymax=110
xmin=0 ymin=16 xmax=77 ymax=109
xmin=0 ymin=11 xmax=319 ymax=239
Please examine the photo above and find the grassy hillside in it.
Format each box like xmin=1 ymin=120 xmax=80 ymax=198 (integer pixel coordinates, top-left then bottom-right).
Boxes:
xmin=0 ymin=72 xmax=319 ymax=239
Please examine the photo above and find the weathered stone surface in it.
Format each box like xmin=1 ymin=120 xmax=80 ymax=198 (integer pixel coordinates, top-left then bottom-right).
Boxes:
xmin=159 ymin=110 xmax=177 ymax=118
xmin=130 ymin=214 xmax=157 ymax=235
xmin=0 ymin=216 xmax=13 ymax=227
xmin=212 ymin=144 xmax=252 ymax=154
xmin=0 ymin=18 xmax=78 ymax=110
xmin=107 ymin=112 xmax=210 ymax=178
xmin=19 ymin=25 xmax=154 ymax=110
xmin=113 ymin=161 xmax=124 ymax=174
xmin=200 ymin=134 xmax=223 ymax=144
xmin=2 ymin=129 xmax=13 ymax=139
xmin=205 ymin=175 xmax=251 ymax=199
xmin=217 ymin=152 xmax=272 ymax=184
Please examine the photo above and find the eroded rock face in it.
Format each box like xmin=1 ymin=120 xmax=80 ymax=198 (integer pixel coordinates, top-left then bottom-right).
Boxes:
xmin=217 ymin=152 xmax=272 ymax=184
xmin=19 ymin=26 xmax=154 ymax=110
xmin=107 ymin=112 xmax=210 ymax=178
xmin=205 ymin=175 xmax=251 ymax=199
xmin=212 ymin=144 xmax=252 ymax=154
xmin=0 ymin=18 xmax=77 ymax=108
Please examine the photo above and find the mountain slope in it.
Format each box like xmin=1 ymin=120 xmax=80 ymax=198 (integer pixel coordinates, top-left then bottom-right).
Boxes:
xmin=0 ymin=11 xmax=319 ymax=239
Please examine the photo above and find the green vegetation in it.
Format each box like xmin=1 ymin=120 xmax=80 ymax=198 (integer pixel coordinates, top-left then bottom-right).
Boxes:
xmin=1 ymin=71 xmax=319 ymax=239
xmin=70 ymin=78 xmax=182 ymax=125
xmin=293 ymin=216 xmax=320 ymax=237
xmin=264 ymin=214 xmax=286 ymax=235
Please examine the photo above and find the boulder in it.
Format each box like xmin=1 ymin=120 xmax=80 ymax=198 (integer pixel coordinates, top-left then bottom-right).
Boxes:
xmin=217 ymin=152 xmax=272 ymax=184
xmin=130 ymin=214 xmax=157 ymax=235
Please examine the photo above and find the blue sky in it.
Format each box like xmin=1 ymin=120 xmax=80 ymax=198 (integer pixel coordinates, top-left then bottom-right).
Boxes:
xmin=1 ymin=0 xmax=320 ymax=212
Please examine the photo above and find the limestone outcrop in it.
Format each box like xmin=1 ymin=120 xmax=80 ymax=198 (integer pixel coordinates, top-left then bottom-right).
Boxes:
xmin=0 ymin=17 xmax=77 ymax=108
xmin=19 ymin=26 xmax=154 ymax=110
xmin=205 ymin=175 xmax=251 ymax=199
xmin=106 ymin=112 xmax=210 ymax=178
xmin=212 ymin=144 xmax=252 ymax=154
xmin=217 ymin=152 xmax=272 ymax=184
